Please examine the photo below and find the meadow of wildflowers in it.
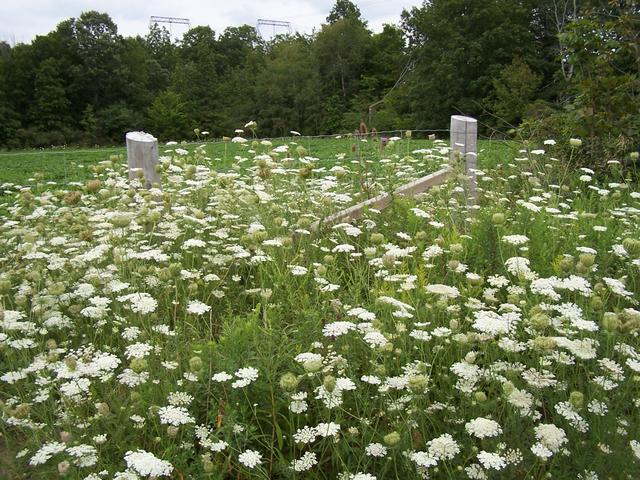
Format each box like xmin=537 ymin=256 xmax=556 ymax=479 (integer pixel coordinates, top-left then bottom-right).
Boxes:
xmin=0 ymin=132 xmax=639 ymax=479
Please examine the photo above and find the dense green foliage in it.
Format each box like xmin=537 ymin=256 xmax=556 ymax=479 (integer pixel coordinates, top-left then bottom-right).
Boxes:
xmin=0 ymin=0 xmax=638 ymax=161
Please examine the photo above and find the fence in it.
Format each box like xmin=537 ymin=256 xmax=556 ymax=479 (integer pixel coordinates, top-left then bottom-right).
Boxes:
xmin=309 ymin=115 xmax=478 ymax=230
xmin=0 ymin=117 xmax=479 ymax=206
xmin=123 ymin=115 xmax=479 ymax=230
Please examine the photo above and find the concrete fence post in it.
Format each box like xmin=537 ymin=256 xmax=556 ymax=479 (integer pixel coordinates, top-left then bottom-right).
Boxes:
xmin=126 ymin=131 xmax=161 ymax=189
xmin=450 ymin=115 xmax=478 ymax=200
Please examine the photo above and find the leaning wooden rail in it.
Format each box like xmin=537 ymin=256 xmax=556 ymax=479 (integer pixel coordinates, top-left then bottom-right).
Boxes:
xmin=311 ymin=167 xmax=453 ymax=231
xmin=311 ymin=114 xmax=477 ymax=231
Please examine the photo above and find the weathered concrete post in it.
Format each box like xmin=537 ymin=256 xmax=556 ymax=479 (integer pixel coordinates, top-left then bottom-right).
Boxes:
xmin=450 ymin=115 xmax=478 ymax=200
xmin=126 ymin=131 xmax=161 ymax=189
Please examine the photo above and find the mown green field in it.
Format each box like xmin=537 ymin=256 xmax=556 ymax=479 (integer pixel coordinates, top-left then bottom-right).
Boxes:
xmin=0 ymin=137 xmax=517 ymax=188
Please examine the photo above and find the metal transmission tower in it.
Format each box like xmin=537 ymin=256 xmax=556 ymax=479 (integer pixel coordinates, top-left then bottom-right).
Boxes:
xmin=149 ymin=16 xmax=191 ymax=37
xmin=256 ymin=19 xmax=292 ymax=38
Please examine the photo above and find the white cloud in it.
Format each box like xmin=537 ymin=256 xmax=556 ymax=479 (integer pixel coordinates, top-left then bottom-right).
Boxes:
xmin=0 ymin=0 xmax=423 ymax=44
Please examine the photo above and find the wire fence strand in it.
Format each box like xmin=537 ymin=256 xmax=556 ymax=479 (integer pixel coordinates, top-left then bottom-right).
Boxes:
xmin=2 ymin=128 xmax=497 ymax=194
xmin=0 ymin=129 xmax=453 ymax=157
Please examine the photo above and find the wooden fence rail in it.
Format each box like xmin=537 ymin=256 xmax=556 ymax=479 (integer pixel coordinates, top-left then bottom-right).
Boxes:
xmin=310 ymin=114 xmax=478 ymax=231
xmin=311 ymin=167 xmax=453 ymax=231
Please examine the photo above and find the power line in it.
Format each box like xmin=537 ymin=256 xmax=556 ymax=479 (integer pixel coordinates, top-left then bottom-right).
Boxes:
xmin=368 ymin=55 xmax=415 ymax=125
xmin=0 ymin=129 xmax=452 ymax=160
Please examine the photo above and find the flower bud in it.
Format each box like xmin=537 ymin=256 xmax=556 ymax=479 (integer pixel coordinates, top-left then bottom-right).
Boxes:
xmin=569 ymin=391 xmax=584 ymax=409
xmin=559 ymin=256 xmax=574 ymax=272
xmin=408 ymin=375 xmax=428 ymax=393
xmin=474 ymin=391 xmax=487 ymax=403
xmin=450 ymin=243 xmax=464 ymax=256
xmin=303 ymin=360 xmax=323 ymax=373
xmin=569 ymin=138 xmax=582 ymax=147
xmin=12 ymin=403 xmax=31 ymax=419
xmin=374 ymin=364 xmax=386 ymax=376
xmin=590 ymin=296 xmax=603 ymax=310
xmin=502 ymin=381 xmax=515 ymax=395
xmin=279 ymin=372 xmax=299 ymax=392
xmin=384 ymin=431 xmax=401 ymax=446
xmin=202 ymin=453 xmax=215 ymax=473
xmin=533 ymin=336 xmax=557 ymax=350
xmin=623 ymin=238 xmax=640 ymax=257
xmin=575 ymin=262 xmax=590 ymax=275
xmin=531 ymin=313 xmax=550 ymax=329
xmin=58 ymin=460 xmax=70 ymax=475
xmin=48 ymin=282 xmax=66 ymax=296
xmin=578 ymin=253 xmax=595 ymax=267
xmin=95 ymin=402 xmax=110 ymax=416
xmin=323 ymin=375 xmax=337 ymax=393
xmin=0 ymin=279 xmax=11 ymax=294
xmin=130 ymin=391 xmax=142 ymax=403
xmin=383 ymin=253 xmax=396 ymax=267
xmin=130 ymin=358 xmax=148 ymax=373
xmin=370 ymin=233 xmax=385 ymax=245
xmin=189 ymin=356 xmax=203 ymax=372
xmin=602 ymin=312 xmax=620 ymax=332
xmin=260 ymin=289 xmax=272 ymax=300
xmin=65 ymin=357 xmax=77 ymax=371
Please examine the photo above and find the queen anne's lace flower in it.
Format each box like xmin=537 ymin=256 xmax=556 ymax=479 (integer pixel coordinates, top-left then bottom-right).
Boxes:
xmin=124 ymin=450 xmax=173 ymax=477
xmin=365 ymin=443 xmax=387 ymax=457
xmin=158 ymin=406 xmax=195 ymax=426
xmin=477 ymin=451 xmax=506 ymax=470
xmin=427 ymin=433 xmax=460 ymax=460
xmin=291 ymin=451 xmax=317 ymax=472
xmin=532 ymin=423 xmax=568 ymax=457
xmin=465 ymin=417 xmax=503 ymax=438
xmin=238 ymin=450 xmax=262 ymax=469
xmin=186 ymin=300 xmax=211 ymax=315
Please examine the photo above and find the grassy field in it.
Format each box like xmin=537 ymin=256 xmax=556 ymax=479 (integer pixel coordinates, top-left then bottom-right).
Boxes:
xmin=5 ymin=135 xmax=637 ymax=479
xmin=0 ymin=137 xmax=517 ymax=188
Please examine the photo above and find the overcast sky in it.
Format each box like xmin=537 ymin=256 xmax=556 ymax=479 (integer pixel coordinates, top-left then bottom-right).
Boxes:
xmin=0 ymin=0 xmax=425 ymax=45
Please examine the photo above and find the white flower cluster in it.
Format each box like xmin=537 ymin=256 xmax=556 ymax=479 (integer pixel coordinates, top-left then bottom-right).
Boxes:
xmin=124 ymin=450 xmax=174 ymax=477
xmin=158 ymin=405 xmax=195 ymax=426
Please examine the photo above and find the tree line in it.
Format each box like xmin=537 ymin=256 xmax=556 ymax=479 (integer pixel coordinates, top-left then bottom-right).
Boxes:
xmin=0 ymin=0 xmax=637 ymax=158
